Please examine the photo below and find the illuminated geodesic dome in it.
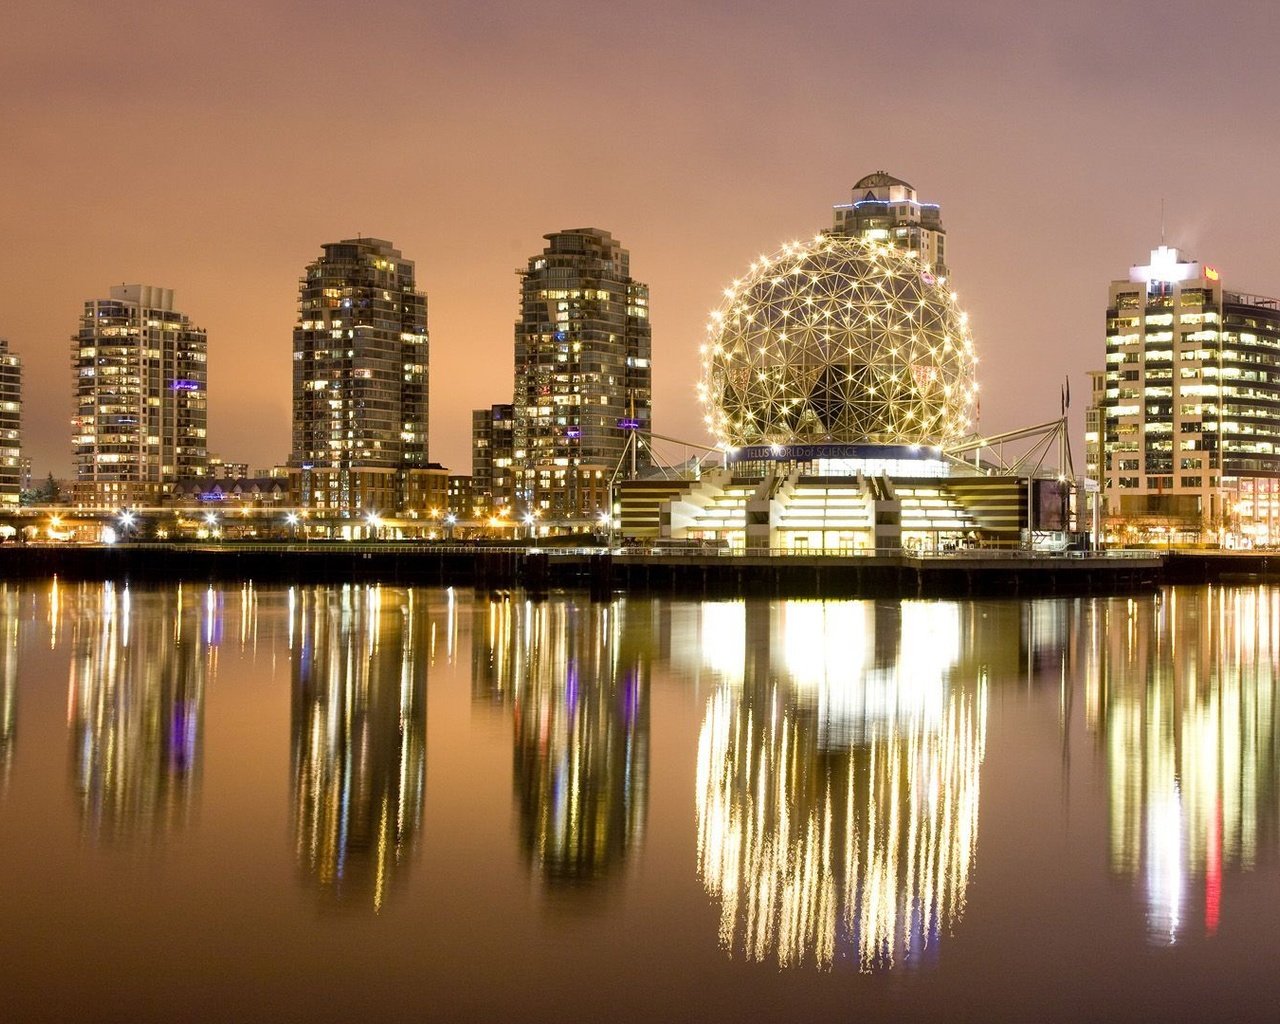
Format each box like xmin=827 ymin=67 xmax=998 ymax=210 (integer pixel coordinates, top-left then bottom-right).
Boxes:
xmin=699 ymin=235 xmax=978 ymax=447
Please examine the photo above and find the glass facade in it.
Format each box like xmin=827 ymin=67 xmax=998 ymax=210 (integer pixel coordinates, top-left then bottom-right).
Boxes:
xmin=290 ymin=238 xmax=429 ymax=516
xmin=71 ymin=285 xmax=207 ymax=506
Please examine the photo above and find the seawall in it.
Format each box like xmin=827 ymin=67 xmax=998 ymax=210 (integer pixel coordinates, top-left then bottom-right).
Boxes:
xmin=0 ymin=543 xmax=1183 ymax=599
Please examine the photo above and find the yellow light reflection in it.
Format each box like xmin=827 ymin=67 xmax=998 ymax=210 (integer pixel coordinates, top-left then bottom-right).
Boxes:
xmin=0 ymin=585 xmax=17 ymax=792
xmin=291 ymin=585 xmax=426 ymax=912
xmin=695 ymin=600 xmax=986 ymax=970
xmin=65 ymin=583 xmax=207 ymax=842
xmin=472 ymin=597 xmax=649 ymax=892
xmin=1090 ymin=588 xmax=1280 ymax=943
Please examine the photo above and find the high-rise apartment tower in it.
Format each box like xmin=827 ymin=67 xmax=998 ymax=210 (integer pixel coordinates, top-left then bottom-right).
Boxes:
xmin=472 ymin=403 xmax=515 ymax=513
xmin=72 ymin=285 xmax=208 ymax=506
xmin=289 ymin=238 xmax=430 ymax=517
xmin=0 ymin=339 xmax=20 ymax=508
xmin=513 ymin=228 xmax=651 ymax=519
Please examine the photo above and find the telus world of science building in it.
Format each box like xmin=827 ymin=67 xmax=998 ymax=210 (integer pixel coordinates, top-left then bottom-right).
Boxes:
xmin=618 ymin=174 xmax=1071 ymax=553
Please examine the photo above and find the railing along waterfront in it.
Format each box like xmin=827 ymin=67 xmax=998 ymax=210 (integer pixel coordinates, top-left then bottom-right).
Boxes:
xmin=13 ymin=540 xmax=1158 ymax=560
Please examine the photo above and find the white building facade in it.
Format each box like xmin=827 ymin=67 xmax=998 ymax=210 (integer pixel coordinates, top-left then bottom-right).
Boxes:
xmin=1101 ymin=246 xmax=1280 ymax=545
xmin=72 ymin=285 xmax=208 ymax=506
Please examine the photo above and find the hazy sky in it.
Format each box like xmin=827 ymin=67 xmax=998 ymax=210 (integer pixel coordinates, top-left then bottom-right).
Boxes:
xmin=4 ymin=0 xmax=1279 ymax=478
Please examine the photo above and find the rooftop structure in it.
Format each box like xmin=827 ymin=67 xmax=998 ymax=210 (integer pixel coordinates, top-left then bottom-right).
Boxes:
xmin=831 ymin=171 xmax=948 ymax=278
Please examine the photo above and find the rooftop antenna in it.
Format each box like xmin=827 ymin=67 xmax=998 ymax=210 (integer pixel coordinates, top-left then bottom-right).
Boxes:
xmin=1160 ymin=198 xmax=1166 ymax=246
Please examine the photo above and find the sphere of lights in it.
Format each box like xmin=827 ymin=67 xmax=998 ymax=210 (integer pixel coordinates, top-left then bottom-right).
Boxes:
xmin=698 ymin=234 xmax=978 ymax=447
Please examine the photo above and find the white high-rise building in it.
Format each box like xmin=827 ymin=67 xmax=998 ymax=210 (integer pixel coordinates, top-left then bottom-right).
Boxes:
xmin=72 ymin=285 xmax=208 ymax=506
xmin=1101 ymin=246 xmax=1280 ymax=544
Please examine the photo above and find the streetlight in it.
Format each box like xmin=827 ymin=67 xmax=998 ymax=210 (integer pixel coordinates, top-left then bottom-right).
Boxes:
xmin=204 ymin=511 xmax=219 ymax=540
xmin=285 ymin=512 xmax=299 ymax=541
xmin=364 ymin=510 xmax=383 ymax=540
xmin=445 ymin=512 xmax=456 ymax=541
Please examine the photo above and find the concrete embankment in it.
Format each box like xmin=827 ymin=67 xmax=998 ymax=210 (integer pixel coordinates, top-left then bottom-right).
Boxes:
xmin=0 ymin=543 xmax=1178 ymax=599
xmin=1162 ymin=551 xmax=1280 ymax=585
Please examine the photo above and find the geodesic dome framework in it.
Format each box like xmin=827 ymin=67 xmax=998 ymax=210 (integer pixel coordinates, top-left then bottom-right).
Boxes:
xmin=698 ymin=235 xmax=978 ymax=448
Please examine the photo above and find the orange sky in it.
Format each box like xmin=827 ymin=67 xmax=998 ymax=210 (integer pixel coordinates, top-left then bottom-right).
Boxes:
xmin=5 ymin=0 xmax=1280 ymax=478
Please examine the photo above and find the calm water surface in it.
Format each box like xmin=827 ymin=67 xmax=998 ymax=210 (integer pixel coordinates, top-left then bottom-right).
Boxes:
xmin=1 ymin=581 xmax=1278 ymax=1022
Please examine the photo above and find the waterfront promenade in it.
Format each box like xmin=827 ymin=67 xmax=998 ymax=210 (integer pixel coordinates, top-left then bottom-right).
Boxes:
xmin=0 ymin=541 xmax=1230 ymax=597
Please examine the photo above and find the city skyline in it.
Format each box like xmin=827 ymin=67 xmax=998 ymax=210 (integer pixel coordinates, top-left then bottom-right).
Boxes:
xmin=5 ymin=1 xmax=1280 ymax=482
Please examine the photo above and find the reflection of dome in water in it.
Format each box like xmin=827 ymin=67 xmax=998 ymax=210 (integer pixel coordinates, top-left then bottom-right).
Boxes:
xmin=699 ymin=235 xmax=977 ymax=447
xmin=693 ymin=601 xmax=987 ymax=971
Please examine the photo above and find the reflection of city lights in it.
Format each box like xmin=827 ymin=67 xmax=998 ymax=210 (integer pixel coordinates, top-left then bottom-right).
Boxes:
xmin=472 ymin=598 xmax=649 ymax=891
xmin=694 ymin=600 xmax=985 ymax=971
xmin=0 ymin=587 xmax=17 ymax=790
xmin=697 ymin=602 xmax=746 ymax=683
xmin=291 ymin=586 xmax=426 ymax=912
xmin=1093 ymin=588 xmax=1280 ymax=943
xmin=66 ymin=583 xmax=207 ymax=841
